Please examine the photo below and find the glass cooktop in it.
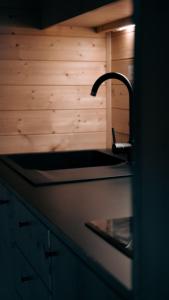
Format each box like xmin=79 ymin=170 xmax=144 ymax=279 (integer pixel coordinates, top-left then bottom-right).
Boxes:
xmin=85 ymin=216 xmax=133 ymax=258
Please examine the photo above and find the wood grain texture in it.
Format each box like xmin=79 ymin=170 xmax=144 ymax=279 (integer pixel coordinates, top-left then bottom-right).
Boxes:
xmin=115 ymin=132 xmax=129 ymax=142
xmin=0 ymin=60 xmax=106 ymax=85
xmin=112 ymin=108 xmax=129 ymax=134
xmin=59 ymin=0 xmax=133 ymax=27
xmin=0 ymin=110 xmax=106 ymax=135
xmin=0 ymin=35 xmax=106 ymax=61
xmin=111 ymin=59 xmax=134 ymax=82
xmin=0 ymin=132 xmax=106 ymax=154
xmin=111 ymin=85 xmax=129 ymax=109
xmin=111 ymin=30 xmax=134 ymax=60
xmin=0 ymin=13 xmax=107 ymax=154
xmin=0 ymin=11 xmax=105 ymax=37
xmin=106 ymin=32 xmax=112 ymax=148
xmin=96 ymin=17 xmax=132 ymax=33
xmin=0 ymin=25 xmax=105 ymax=37
xmin=111 ymin=28 xmax=134 ymax=139
xmin=0 ymin=85 xmax=106 ymax=110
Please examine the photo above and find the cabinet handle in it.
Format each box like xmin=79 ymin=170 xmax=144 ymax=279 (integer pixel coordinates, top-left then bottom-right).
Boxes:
xmin=18 ymin=221 xmax=32 ymax=228
xmin=45 ymin=250 xmax=60 ymax=258
xmin=0 ymin=199 xmax=10 ymax=205
xmin=21 ymin=275 xmax=33 ymax=283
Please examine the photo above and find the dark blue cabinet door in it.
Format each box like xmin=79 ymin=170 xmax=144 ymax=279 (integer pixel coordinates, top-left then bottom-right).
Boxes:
xmin=50 ymin=232 xmax=121 ymax=300
xmin=78 ymin=262 xmax=121 ymax=300
xmin=50 ymin=233 xmax=79 ymax=300
xmin=0 ymin=183 xmax=15 ymax=299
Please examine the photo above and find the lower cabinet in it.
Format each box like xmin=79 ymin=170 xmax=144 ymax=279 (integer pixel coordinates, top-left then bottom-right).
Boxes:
xmin=0 ymin=183 xmax=15 ymax=299
xmin=13 ymin=199 xmax=51 ymax=291
xmin=50 ymin=232 xmax=79 ymax=300
xmin=13 ymin=246 xmax=50 ymax=300
xmin=0 ymin=240 xmax=14 ymax=300
xmin=50 ymin=233 xmax=121 ymax=300
xmin=78 ymin=261 xmax=121 ymax=300
xmin=0 ymin=181 xmax=122 ymax=300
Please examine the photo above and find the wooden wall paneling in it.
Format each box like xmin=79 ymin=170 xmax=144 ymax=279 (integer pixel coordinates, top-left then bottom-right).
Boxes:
xmin=111 ymin=59 xmax=134 ymax=82
xmin=111 ymin=30 xmax=134 ymax=60
xmin=0 ymin=132 xmax=106 ymax=154
xmin=0 ymin=25 xmax=105 ymax=37
xmin=106 ymin=32 xmax=112 ymax=149
xmin=96 ymin=17 xmax=133 ymax=33
xmin=0 ymin=61 xmax=106 ymax=85
xmin=111 ymin=85 xmax=129 ymax=109
xmin=115 ymin=132 xmax=129 ymax=143
xmin=0 ymin=110 xmax=106 ymax=135
xmin=0 ymin=10 xmax=107 ymax=154
xmin=0 ymin=86 xmax=106 ymax=110
xmin=58 ymin=0 xmax=133 ymax=28
xmin=0 ymin=35 xmax=106 ymax=61
xmin=111 ymin=29 xmax=134 ymax=140
xmin=111 ymin=108 xmax=129 ymax=134
xmin=0 ymin=11 xmax=105 ymax=37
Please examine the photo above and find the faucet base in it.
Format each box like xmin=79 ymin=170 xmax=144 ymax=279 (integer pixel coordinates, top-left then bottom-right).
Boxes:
xmin=112 ymin=143 xmax=132 ymax=162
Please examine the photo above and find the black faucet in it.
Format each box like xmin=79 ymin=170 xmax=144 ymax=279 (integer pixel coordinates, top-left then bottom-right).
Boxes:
xmin=91 ymin=72 xmax=133 ymax=160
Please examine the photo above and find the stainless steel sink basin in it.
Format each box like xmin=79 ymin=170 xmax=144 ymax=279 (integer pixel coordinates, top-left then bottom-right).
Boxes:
xmin=1 ymin=150 xmax=131 ymax=186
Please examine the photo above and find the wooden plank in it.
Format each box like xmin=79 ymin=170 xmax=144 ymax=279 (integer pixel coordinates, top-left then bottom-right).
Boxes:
xmin=106 ymin=32 xmax=112 ymax=148
xmin=59 ymin=0 xmax=133 ymax=28
xmin=111 ymin=85 xmax=129 ymax=109
xmin=0 ymin=25 xmax=105 ymax=37
xmin=0 ymin=10 xmax=105 ymax=38
xmin=0 ymin=61 xmax=106 ymax=85
xmin=111 ymin=30 xmax=135 ymax=60
xmin=0 ymin=35 xmax=106 ymax=61
xmin=115 ymin=131 xmax=129 ymax=143
xmin=0 ymin=132 xmax=106 ymax=154
xmin=112 ymin=108 xmax=129 ymax=134
xmin=0 ymin=85 xmax=106 ymax=110
xmin=96 ymin=17 xmax=132 ymax=33
xmin=111 ymin=59 xmax=134 ymax=82
xmin=0 ymin=109 xmax=106 ymax=135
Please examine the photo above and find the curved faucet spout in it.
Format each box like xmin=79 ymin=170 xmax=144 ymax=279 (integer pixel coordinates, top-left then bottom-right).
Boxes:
xmin=91 ymin=72 xmax=133 ymax=146
xmin=91 ymin=72 xmax=132 ymax=97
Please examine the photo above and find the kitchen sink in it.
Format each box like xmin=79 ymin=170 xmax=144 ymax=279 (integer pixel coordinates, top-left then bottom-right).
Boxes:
xmin=1 ymin=150 xmax=131 ymax=186
xmin=4 ymin=150 xmax=124 ymax=170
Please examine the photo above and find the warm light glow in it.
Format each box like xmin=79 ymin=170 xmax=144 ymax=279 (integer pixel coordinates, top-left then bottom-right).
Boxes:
xmin=114 ymin=24 xmax=135 ymax=32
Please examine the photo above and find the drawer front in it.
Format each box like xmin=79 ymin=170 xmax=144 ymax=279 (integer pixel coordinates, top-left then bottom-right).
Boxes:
xmin=13 ymin=199 xmax=51 ymax=291
xmin=0 ymin=183 xmax=14 ymax=244
xmin=0 ymin=239 xmax=15 ymax=300
xmin=50 ymin=233 xmax=79 ymax=300
xmin=14 ymin=246 xmax=50 ymax=300
xmin=78 ymin=263 xmax=121 ymax=300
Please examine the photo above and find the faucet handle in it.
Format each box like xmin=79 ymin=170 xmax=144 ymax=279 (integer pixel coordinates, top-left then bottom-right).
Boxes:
xmin=112 ymin=128 xmax=132 ymax=158
xmin=112 ymin=128 xmax=116 ymax=145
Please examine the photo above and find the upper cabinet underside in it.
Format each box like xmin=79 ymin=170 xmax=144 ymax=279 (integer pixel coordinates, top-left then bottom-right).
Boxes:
xmin=0 ymin=0 xmax=133 ymax=30
xmin=58 ymin=0 xmax=133 ymax=29
xmin=41 ymin=0 xmax=119 ymax=28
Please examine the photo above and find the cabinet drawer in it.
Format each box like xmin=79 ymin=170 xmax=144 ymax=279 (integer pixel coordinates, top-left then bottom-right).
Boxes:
xmin=0 ymin=183 xmax=14 ymax=243
xmin=14 ymin=246 xmax=50 ymax=300
xmin=50 ymin=233 xmax=79 ymax=300
xmin=13 ymin=199 xmax=51 ymax=291
xmin=0 ymin=239 xmax=15 ymax=300
xmin=78 ymin=262 xmax=121 ymax=300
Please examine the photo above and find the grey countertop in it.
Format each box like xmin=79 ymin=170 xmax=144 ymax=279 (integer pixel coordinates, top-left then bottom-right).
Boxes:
xmin=0 ymin=156 xmax=132 ymax=299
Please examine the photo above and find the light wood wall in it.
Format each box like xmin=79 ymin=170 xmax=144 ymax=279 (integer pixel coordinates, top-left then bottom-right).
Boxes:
xmin=0 ymin=12 xmax=107 ymax=154
xmin=111 ymin=27 xmax=135 ymax=143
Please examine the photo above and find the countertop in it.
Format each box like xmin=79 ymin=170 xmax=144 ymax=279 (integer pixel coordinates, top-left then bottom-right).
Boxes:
xmin=0 ymin=155 xmax=132 ymax=299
